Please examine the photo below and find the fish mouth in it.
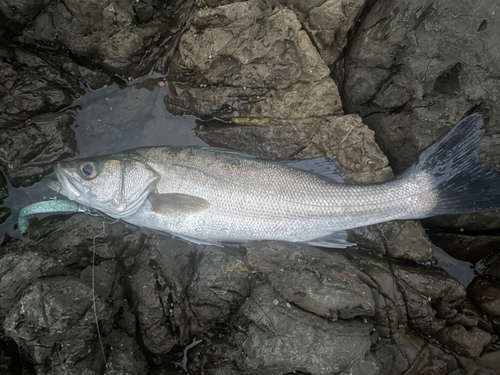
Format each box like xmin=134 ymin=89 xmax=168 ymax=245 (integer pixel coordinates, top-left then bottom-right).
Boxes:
xmin=49 ymin=164 xmax=86 ymax=198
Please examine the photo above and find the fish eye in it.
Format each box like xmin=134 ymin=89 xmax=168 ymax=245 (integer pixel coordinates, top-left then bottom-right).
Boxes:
xmin=79 ymin=161 xmax=99 ymax=179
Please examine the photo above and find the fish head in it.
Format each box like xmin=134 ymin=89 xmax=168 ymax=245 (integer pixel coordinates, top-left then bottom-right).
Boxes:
xmin=48 ymin=156 xmax=160 ymax=218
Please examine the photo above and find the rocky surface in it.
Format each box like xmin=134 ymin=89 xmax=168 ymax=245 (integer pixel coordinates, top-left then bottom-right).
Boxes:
xmin=166 ymin=0 xmax=343 ymax=120
xmin=1 ymin=0 xmax=500 ymax=374
xmin=1 ymin=215 xmax=498 ymax=374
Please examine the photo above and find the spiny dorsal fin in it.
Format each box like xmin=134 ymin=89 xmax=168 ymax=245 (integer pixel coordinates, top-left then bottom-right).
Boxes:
xmin=148 ymin=193 xmax=210 ymax=216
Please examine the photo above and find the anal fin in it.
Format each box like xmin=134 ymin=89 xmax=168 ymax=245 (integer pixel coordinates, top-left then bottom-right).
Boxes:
xmin=302 ymin=231 xmax=354 ymax=248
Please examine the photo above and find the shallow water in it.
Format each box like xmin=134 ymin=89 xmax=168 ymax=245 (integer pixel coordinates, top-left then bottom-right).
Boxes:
xmin=0 ymin=74 xmax=477 ymax=287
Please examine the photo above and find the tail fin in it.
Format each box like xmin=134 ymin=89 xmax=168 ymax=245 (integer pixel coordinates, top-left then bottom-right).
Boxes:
xmin=409 ymin=113 xmax=500 ymax=217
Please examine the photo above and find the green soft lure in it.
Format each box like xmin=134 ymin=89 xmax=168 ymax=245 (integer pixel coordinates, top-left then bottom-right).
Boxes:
xmin=19 ymin=200 xmax=81 ymax=233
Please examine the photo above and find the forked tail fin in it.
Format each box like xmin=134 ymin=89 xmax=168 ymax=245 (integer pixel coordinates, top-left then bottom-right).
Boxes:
xmin=408 ymin=113 xmax=500 ymax=217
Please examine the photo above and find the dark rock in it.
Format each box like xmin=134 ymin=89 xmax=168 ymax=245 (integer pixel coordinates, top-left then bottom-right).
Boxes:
xmin=0 ymin=172 xmax=7 ymax=204
xmin=3 ymin=277 xmax=111 ymax=374
xmin=428 ymin=232 xmax=500 ymax=263
xmin=125 ymin=236 xmax=197 ymax=355
xmin=0 ymin=0 xmax=50 ymax=24
xmin=0 ymin=53 xmax=79 ymax=126
xmin=435 ymin=324 xmax=491 ymax=358
xmin=342 ymin=0 xmax=500 ymax=230
xmin=166 ymin=0 xmax=342 ymax=120
xmin=240 ymin=284 xmax=380 ymax=375
xmin=0 ymin=208 xmax=9 ymax=226
xmin=484 ymin=253 xmax=500 ymax=281
xmin=0 ymin=108 xmax=79 ymax=187
xmin=188 ymin=247 xmax=250 ymax=324
xmin=468 ymin=277 xmax=500 ymax=319
xmin=349 ymin=220 xmax=433 ymax=262
xmin=279 ymin=0 xmax=367 ymax=66
xmin=245 ymin=241 xmax=375 ymax=319
xmin=347 ymin=250 xmax=492 ymax=361
xmin=104 ymin=331 xmax=149 ymax=375
xmin=18 ymin=0 xmax=174 ymax=78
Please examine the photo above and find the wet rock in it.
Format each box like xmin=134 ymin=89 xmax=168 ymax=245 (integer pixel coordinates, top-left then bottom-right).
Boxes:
xmin=0 ymin=208 xmax=9 ymax=226
xmin=348 ymin=250 xmax=492 ymax=361
xmin=342 ymin=0 xmax=500 ymax=230
xmin=349 ymin=220 xmax=433 ymax=262
xmin=280 ymin=0 xmax=367 ymax=66
xmin=18 ymin=0 xmax=173 ymax=77
xmin=435 ymin=324 xmax=491 ymax=358
xmin=428 ymin=232 xmax=500 ymax=263
xmin=240 ymin=284 xmax=380 ymax=375
xmin=483 ymin=253 xmax=500 ymax=281
xmin=468 ymin=277 xmax=500 ymax=320
xmin=0 ymin=0 xmax=50 ymax=24
xmin=245 ymin=241 xmax=375 ymax=319
xmin=0 ymin=108 xmax=79 ymax=187
xmin=0 ymin=52 xmax=79 ymax=125
xmin=125 ymin=236 xmax=197 ymax=355
xmin=3 ymin=277 xmax=111 ymax=374
xmin=166 ymin=0 xmax=342 ymax=120
xmin=104 ymin=331 xmax=149 ymax=375
xmin=188 ymin=247 xmax=251 ymax=324
xmin=0 ymin=172 xmax=8 ymax=204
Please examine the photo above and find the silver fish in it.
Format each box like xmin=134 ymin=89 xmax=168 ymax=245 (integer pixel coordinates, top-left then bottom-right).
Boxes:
xmin=47 ymin=114 xmax=500 ymax=247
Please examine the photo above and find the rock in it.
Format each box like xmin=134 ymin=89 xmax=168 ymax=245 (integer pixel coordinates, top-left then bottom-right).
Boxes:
xmin=240 ymin=284 xmax=380 ymax=375
xmin=0 ymin=0 xmax=50 ymax=24
xmin=348 ymin=220 xmax=433 ymax=262
xmin=435 ymin=325 xmax=491 ymax=358
xmin=3 ymin=277 xmax=111 ymax=374
xmin=245 ymin=241 xmax=376 ymax=319
xmin=0 ymin=208 xmax=9 ymax=226
xmin=428 ymin=232 xmax=500 ymax=263
xmin=0 ymin=51 xmax=80 ymax=126
xmin=104 ymin=331 xmax=149 ymax=375
xmin=347 ymin=250 xmax=492 ymax=361
xmin=0 ymin=108 xmax=79 ymax=187
xmin=483 ymin=253 xmax=500 ymax=280
xmin=281 ymin=0 xmax=367 ymax=66
xmin=468 ymin=277 xmax=500 ymax=319
xmin=188 ymin=247 xmax=251 ymax=324
xmin=342 ymin=0 xmax=500 ymax=229
xmin=125 ymin=236 xmax=198 ymax=355
xmin=166 ymin=0 xmax=342 ymax=120
xmin=0 ymin=173 xmax=7 ymax=204
xmin=18 ymin=0 xmax=174 ymax=77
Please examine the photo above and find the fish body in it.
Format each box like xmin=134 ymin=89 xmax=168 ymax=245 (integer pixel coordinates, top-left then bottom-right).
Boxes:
xmin=48 ymin=114 xmax=500 ymax=247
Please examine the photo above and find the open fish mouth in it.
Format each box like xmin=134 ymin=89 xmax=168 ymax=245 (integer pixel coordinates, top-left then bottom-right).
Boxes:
xmin=47 ymin=165 xmax=85 ymax=198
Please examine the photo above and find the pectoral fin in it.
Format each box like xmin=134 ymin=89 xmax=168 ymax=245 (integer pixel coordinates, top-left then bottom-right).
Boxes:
xmin=148 ymin=193 xmax=210 ymax=216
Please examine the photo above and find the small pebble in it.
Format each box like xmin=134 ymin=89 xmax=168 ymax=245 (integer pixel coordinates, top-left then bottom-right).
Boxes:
xmin=157 ymin=81 xmax=166 ymax=88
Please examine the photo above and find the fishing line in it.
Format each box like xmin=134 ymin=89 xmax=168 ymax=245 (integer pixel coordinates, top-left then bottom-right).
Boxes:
xmin=91 ymin=216 xmax=119 ymax=366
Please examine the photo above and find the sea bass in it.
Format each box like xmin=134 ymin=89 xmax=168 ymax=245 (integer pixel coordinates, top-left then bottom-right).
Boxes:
xmin=47 ymin=114 xmax=500 ymax=248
